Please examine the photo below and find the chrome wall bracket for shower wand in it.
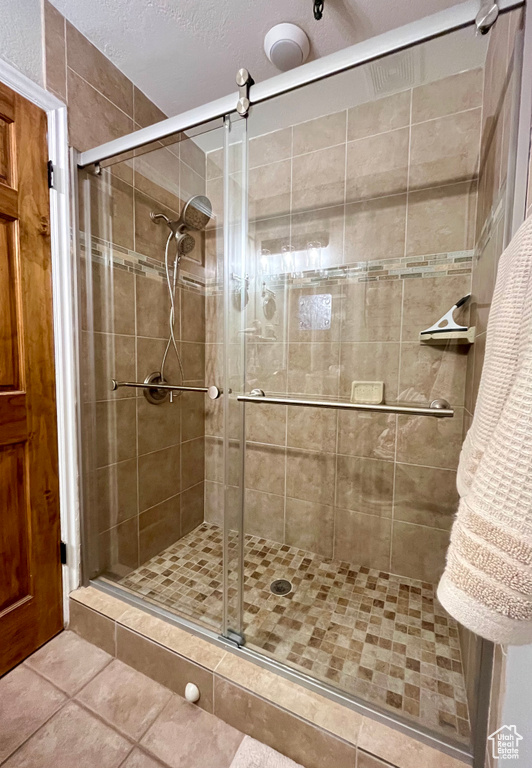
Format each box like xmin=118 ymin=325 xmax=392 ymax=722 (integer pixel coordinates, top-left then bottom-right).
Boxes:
xmin=236 ymin=68 xmax=254 ymax=117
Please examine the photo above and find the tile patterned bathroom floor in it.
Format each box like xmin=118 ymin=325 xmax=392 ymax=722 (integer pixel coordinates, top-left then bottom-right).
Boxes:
xmin=0 ymin=631 xmax=249 ymax=768
xmin=119 ymin=522 xmax=470 ymax=745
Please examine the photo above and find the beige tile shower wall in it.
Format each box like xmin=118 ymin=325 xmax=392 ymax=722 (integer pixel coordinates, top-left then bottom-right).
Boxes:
xmin=459 ymin=10 xmax=524 ymax=757
xmin=205 ymin=68 xmax=484 ymax=585
xmin=43 ymin=1 xmax=208 ymax=576
xmin=81 ymin=169 xmax=207 ymax=576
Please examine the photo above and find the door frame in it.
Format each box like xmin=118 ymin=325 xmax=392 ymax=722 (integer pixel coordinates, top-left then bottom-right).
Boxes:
xmin=0 ymin=58 xmax=80 ymax=620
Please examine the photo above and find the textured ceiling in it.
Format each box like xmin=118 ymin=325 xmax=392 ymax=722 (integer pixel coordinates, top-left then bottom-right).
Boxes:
xmin=49 ymin=0 xmax=462 ymax=117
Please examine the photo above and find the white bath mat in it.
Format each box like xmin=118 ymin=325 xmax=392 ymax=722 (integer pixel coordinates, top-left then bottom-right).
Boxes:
xmin=229 ymin=736 xmax=304 ymax=768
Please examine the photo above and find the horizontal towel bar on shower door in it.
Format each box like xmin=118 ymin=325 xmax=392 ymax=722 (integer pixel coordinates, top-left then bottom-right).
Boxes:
xmin=237 ymin=391 xmax=453 ymax=417
xmin=111 ymin=380 xmax=222 ymax=399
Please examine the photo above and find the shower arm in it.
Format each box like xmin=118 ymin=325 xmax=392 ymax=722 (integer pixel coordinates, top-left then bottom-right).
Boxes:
xmin=111 ymin=379 xmax=222 ymax=400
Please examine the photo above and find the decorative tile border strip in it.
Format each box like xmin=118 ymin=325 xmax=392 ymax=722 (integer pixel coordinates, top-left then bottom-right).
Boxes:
xmin=286 ymin=250 xmax=473 ymax=287
xmin=79 ymin=233 xmax=472 ymax=298
xmin=79 ymin=232 xmax=206 ymax=293
xmin=205 ymin=249 xmax=473 ymax=295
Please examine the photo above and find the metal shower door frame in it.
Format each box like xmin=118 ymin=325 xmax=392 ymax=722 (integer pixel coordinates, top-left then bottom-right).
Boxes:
xmin=77 ymin=0 xmax=523 ymax=171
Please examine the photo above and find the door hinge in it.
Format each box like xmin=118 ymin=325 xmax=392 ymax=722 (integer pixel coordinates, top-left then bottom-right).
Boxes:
xmin=47 ymin=160 xmax=54 ymax=189
xmin=60 ymin=541 xmax=67 ymax=565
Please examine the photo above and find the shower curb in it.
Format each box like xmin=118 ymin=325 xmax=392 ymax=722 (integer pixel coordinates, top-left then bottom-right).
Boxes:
xmin=68 ymin=586 xmax=471 ymax=768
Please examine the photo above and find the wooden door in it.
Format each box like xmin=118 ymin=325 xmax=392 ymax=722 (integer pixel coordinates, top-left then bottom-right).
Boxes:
xmin=0 ymin=81 xmax=62 ymax=675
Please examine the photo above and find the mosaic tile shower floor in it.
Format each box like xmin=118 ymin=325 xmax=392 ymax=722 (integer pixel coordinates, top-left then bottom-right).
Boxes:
xmin=118 ymin=522 xmax=470 ymax=744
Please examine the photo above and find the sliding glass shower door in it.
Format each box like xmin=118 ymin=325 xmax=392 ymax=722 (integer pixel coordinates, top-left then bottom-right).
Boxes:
xmin=78 ymin=117 xmax=245 ymax=638
xmin=220 ymin=21 xmax=506 ymax=746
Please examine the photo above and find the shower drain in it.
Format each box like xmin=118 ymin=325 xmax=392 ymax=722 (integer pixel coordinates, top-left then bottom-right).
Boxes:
xmin=270 ymin=579 xmax=292 ymax=596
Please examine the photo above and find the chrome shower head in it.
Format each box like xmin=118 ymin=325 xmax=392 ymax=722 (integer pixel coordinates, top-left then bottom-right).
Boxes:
xmin=180 ymin=195 xmax=212 ymax=230
xmin=176 ymin=232 xmax=195 ymax=255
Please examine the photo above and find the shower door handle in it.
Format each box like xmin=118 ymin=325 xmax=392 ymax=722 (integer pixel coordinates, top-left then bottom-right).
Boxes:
xmin=237 ymin=391 xmax=453 ymax=417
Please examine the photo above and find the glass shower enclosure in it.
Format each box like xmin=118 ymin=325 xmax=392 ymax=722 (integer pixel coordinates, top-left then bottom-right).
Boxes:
xmin=75 ymin=3 xmax=526 ymax=763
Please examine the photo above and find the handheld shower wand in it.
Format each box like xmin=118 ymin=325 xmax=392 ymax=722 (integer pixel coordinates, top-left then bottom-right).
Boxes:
xmin=145 ymin=196 xmax=212 ymax=404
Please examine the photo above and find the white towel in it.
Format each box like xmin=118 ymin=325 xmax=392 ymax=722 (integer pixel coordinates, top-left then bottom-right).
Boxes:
xmin=438 ymin=215 xmax=532 ymax=645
